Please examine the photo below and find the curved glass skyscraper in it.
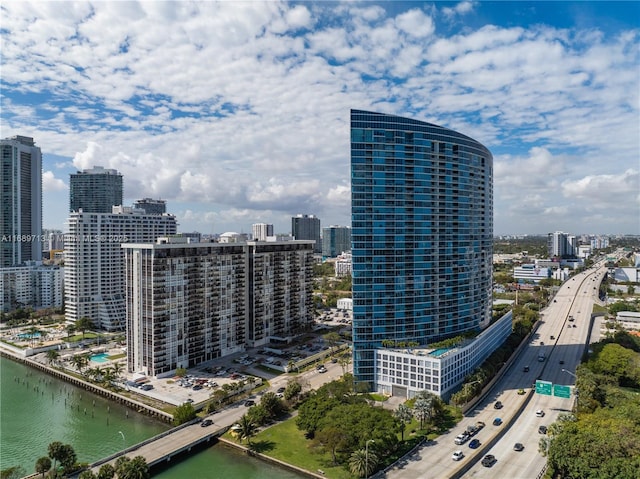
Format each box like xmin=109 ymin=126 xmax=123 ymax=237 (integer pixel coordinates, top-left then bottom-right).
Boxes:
xmin=350 ymin=110 xmax=493 ymax=389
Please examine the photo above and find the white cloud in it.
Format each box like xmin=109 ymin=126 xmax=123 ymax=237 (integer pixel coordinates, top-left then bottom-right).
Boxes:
xmin=42 ymin=171 xmax=66 ymax=192
xmin=0 ymin=1 xmax=637 ymax=235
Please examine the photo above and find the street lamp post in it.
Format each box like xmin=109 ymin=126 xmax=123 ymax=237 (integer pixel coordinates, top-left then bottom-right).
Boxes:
xmin=365 ymin=439 xmax=375 ymax=479
xmin=118 ymin=431 xmax=125 ymax=449
xmin=561 ymin=369 xmax=579 ymax=411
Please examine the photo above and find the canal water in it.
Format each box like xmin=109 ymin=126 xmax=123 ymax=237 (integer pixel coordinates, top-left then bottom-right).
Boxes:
xmin=0 ymin=356 xmax=305 ymax=478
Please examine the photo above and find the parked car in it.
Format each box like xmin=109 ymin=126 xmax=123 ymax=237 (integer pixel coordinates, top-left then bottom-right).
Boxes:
xmin=276 ymin=387 xmax=286 ymax=394
xmin=452 ymin=450 xmax=464 ymax=461
xmin=538 ymin=425 xmax=548 ymax=434
xmin=513 ymin=443 xmax=524 ymax=451
xmin=140 ymin=384 xmax=154 ymax=391
xmin=481 ymin=454 xmax=497 ymax=467
xmin=468 ymin=439 xmax=480 ymax=449
xmin=536 ymin=409 xmax=545 ymax=417
xmin=201 ymin=419 xmax=213 ymax=427
xmin=244 ymin=400 xmax=255 ymax=407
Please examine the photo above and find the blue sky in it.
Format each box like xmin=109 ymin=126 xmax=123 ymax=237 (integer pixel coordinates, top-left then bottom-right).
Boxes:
xmin=1 ymin=1 xmax=638 ymax=236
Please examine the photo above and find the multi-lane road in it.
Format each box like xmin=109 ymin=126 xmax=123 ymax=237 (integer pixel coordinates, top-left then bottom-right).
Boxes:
xmin=385 ymin=263 xmax=609 ymax=479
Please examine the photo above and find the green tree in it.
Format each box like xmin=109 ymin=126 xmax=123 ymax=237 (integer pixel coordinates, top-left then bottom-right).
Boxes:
xmin=1 ymin=467 xmax=26 ymax=479
xmin=313 ymin=426 xmax=348 ymax=465
xmin=58 ymin=443 xmax=77 ymax=474
xmin=78 ymin=471 xmax=96 ymax=479
xmin=592 ymin=343 xmax=636 ymax=383
xmin=236 ymin=414 xmax=257 ymax=445
xmin=284 ymin=380 xmax=302 ymax=401
xmin=46 ymin=349 xmax=60 ymax=367
xmin=348 ymin=447 xmax=378 ymax=479
xmin=76 ymin=316 xmax=93 ymax=339
xmin=172 ymin=402 xmax=196 ymax=426
xmin=96 ymin=463 xmax=116 ymax=479
xmin=259 ymin=391 xmax=285 ymax=419
xmin=175 ymin=367 xmax=187 ymax=377
xmin=66 ymin=323 xmax=76 ymax=339
xmin=394 ymin=403 xmax=413 ymax=441
xmin=48 ymin=441 xmax=64 ymax=472
xmin=115 ymin=456 xmax=131 ymax=477
xmin=117 ymin=456 xmax=149 ymax=479
xmin=34 ymin=457 xmax=51 ymax=478
xmin=323 ymin=331 xmax=342 ymax=356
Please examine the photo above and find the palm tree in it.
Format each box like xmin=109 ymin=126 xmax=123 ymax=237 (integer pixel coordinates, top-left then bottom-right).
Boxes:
xmin=117 ymin=456 xmax=149 ymax=479
xmin=413 ymin=396 xmax=431 ymax=429
xmin=35 ymin=457 xmax=51 ymax=478
xmin=348 ymin=447 xmax=378 ymax=478
xmin=46 ymin=349 xmax=60 ymax=367
xmin=394 ymin=403 xmax=413 ymax=441
xmin=111 ymin=362 xmax=125 ymax=381
xmin=70 ymin=354 xmax=89 ymax=375
xmin=236 ymin=414 xmax=257 ymax=445
xmin=76 ymin=316 xmax=93 ymax=339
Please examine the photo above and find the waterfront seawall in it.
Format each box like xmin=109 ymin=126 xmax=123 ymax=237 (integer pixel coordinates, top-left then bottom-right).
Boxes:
xmin=0 ymin=348 xmax=173 ymax=423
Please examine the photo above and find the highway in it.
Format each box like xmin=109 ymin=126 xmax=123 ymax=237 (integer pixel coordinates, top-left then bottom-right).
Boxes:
xmin=384 ymin=262 xmax=610 ymax=479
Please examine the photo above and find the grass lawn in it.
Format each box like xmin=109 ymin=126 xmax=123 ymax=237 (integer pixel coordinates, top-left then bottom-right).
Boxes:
xmin=235 ymin=420 xmax=355 ymax=479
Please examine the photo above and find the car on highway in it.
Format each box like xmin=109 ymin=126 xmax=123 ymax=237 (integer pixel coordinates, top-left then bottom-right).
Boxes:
xmin=522 ymin=366 xmax=529 ymax=372
xmin=513 ymin=443 xmax=524 ymax=451
xmin=201 ymin=419 xmax=213 ymax=427
xmin=244 ymin=400 xmax=255 ymax=407
xmin=469 ymin=439 xmax=480 ymax=449
xmin=454 ymin=433 xmax=469 ymax=445
xmin=538 ymin=425 xmax=548 ymax=434
xmin=517 ymin=388 xmax=526 ymax=395
xmin=494 ymin=401 xmax=503 ymax=409
xmin=536 ymin=409 xmax=545 ymax=417
xmin=559 ymin=360 xmax=565 ymax=365
xmin=493 ymin=417 xmax=502 ymax=426
xmin=481 ymin=454 xmax=497 ymax=467
xmin=452 ymin=450 xmax=464 ymax=461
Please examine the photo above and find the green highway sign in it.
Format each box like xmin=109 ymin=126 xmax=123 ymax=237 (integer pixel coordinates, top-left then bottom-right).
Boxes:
xmin=553 ymin=384 xmax=571 ymax=398
xmin=535 ymin=380 xmax=552 ymax=396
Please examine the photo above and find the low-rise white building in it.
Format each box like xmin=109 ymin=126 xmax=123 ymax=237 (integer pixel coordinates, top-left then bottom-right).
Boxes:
xmin=374 ymin=311 xmax=513 ymax=399
xmin=614 ymin=311 xmax=640 ymax=331
xmin=336 ymin=298 xmax=353 ymax=311
xmin=334 ymin=252 xmax=352 ymax=277
xmin=0 ymin=262 xmax=63 ymax=312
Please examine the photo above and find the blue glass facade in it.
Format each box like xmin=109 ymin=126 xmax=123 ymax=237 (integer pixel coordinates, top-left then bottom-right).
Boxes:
xmin=350 ymin=110 xmax=493 ymax=388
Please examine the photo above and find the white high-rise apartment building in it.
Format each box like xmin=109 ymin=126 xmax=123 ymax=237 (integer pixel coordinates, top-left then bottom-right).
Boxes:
xmin=252 ymin=223 xmax=274 ymax=241
xmin=64 ymin=206 xmax=177 ymax=330
xmin=123 ymin=237 xmax=314 ymax=377
xmin=0 ymin=135 xmax=42 ymax=267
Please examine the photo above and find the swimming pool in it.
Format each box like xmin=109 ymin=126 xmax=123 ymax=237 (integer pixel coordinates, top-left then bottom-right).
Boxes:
xmin=17 ymin=332 xmax=42 ymax=339
xmin=429 ymin=348 xmax=451 ymax=357
xmin=90 ymin=353 xmax=110 ymax=363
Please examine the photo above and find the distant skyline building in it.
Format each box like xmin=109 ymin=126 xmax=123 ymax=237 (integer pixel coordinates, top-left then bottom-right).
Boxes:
xmin=123 ymin=237 xmax=314 ymax=377
xmin=70 ymin=166 xmax=123 ymax=213
xmin=292 ymin=214 xmax=321 ymax=254
xmin=548 ymin=231 xmax=577 ymax=258
xmin=322 ymin=225 xmax=351 ymax=258
xmin=64 ymin=206 xmax=177 ymax=330
xmin=133 ymin=198 xmax=167 ymax=215
xmin=350 ymin=109 xmax=495 ymax=393
xmin=252 ymin=223 xmax=274 ymax=241
xmin=0 ymin=135 xmax=43 ymax=267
